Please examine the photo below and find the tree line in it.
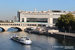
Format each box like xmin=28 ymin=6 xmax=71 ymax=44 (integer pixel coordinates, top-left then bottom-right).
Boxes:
xmin=56 ymin=13 xmax=75 ymax=32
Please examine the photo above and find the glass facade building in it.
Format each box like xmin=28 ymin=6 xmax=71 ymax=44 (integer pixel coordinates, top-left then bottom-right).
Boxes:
xmin=27 ymin=18 xmax=47 ymax=22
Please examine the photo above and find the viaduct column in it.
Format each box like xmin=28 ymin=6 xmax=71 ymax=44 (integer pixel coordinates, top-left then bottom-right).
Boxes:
xmin=24 ymin=17 xmax=27 ymax=22
xmin=48 ymin=18 xmax=53 ymax=27
xmin=20 ymin=17 xmax=27 ymax=22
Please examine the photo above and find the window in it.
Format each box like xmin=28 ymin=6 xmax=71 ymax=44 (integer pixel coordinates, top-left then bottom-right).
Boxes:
xmin=27 ymin=18 xmax=47 ymax=22
xmin=22 ymin=18 xmax=24 ymax=22
xmin=53 ymin=18 xmax=58 ymax=24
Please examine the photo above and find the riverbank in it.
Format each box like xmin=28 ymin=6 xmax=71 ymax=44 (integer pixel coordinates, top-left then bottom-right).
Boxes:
xmin=26 ymin=31 xmax=75 ymax=39
xmin=48 ymin=32 xmax=75 ymax=39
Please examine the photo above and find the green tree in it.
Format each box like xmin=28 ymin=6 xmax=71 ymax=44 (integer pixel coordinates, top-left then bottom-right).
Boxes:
xmin=56 ymin=13 xmax=75 ymax=31
xmin=0 ymin=20 xmax=4 ymax=22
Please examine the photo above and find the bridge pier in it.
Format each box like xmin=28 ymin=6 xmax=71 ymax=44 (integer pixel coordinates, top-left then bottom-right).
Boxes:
xmin=3 ymin=28 xmax=9 ymax=31
xmin=22 ymin=30 xmax=24 ymax=32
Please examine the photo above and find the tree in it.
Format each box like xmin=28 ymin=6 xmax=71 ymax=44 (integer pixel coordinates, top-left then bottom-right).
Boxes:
xmin=56 ymin=13 xmax=75 ymax=31
xmin=0 ymin=20 xmax=4 ymax=22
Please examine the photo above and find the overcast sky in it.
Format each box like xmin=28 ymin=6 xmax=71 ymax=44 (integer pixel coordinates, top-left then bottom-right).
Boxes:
xmin=0 ymin=0 xmax=75 ymax=20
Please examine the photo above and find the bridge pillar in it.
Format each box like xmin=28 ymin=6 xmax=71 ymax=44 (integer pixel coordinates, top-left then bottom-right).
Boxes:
xmin=48 ymin=18 xmax=53 ymax=27
xmin=4 ymin=29 xmax=7 ymax=31
xmin=24 ymin=17 xmax=27 ymax=22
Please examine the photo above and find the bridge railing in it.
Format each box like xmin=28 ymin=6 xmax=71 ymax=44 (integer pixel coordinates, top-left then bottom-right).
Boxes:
xmin=0 ymin=23 xmax=38 ymax=27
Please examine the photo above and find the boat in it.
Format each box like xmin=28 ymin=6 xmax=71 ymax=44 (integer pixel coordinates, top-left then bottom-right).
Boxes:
xmin=24 ymin=27 xmax=35 ymax=33
xmin=31 ymin=27 xmax=47 ymax=35
xmin=11 ymin=35 xmax=32 ymax=45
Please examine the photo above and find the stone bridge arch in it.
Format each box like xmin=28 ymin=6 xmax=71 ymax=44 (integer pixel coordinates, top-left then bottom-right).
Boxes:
xmin=14 ymin=27 xmax=22 ymax=31
xmin=0 ymin=27 xmax=5 ymax=31
xmin=0 ymin=26 xmax=27 ymax=31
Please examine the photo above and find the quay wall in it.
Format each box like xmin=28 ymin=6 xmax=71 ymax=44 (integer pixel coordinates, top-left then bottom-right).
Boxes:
xmin=47 ymin=32 xmax=75 ymax=39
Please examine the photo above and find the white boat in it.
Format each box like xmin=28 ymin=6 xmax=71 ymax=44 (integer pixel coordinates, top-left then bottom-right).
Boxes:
xmin=11 ymin=35 xmax=32 ymax=45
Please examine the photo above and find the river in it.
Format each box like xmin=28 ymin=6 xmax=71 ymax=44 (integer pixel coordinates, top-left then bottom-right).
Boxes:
xmin=0 ymin=29 xmax=75 ymax=50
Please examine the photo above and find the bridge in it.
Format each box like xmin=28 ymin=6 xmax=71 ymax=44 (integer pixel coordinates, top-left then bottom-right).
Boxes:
xmin=0 ymin=22 xmax=47 ymax=31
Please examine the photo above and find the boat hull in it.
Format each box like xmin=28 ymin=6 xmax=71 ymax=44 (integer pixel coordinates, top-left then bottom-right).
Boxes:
xmin=11 ymin=38 xmax=32 ymax=45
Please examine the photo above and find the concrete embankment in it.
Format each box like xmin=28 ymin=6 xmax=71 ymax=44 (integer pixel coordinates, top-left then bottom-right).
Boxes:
xmin=25 ymin=27 xmax=75 ymax=39
xmin=48 ymin=32 xmax=75 ymax=39
xmin=26 ymin=30 xmax=75 ymax=39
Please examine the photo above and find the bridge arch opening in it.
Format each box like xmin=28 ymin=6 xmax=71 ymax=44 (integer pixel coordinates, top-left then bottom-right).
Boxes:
xmin=0 ymin=27 xmax=5 ymax=32
xmin=7 ymin=27 xmax=18 ymax=32
xmin=14 ymin=27 xmax=22 ymax=32
xmin=7 ymin=27 xmax=22 ymax=32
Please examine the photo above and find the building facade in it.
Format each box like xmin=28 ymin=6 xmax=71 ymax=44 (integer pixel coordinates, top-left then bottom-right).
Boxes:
xmin=17 ymin=9 xmax=72 ymax=27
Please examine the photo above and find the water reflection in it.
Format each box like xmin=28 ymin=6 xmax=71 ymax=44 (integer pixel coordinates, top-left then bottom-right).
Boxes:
xmin=55 ymin=37 xmax=75 ymax=46
xmin=24 ymin=45 xmax=31 ymax=50
xmin=47 ymin=37 xmax=57 ymax=45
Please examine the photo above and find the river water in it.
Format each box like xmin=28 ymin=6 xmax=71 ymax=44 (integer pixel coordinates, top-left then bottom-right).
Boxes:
xmin=0 ymin=30 xmax=75 ymax=50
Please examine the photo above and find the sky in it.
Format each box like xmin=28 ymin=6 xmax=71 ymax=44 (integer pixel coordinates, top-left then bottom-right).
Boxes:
xmin=0 ymin=0 xmax=75 ymax=20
